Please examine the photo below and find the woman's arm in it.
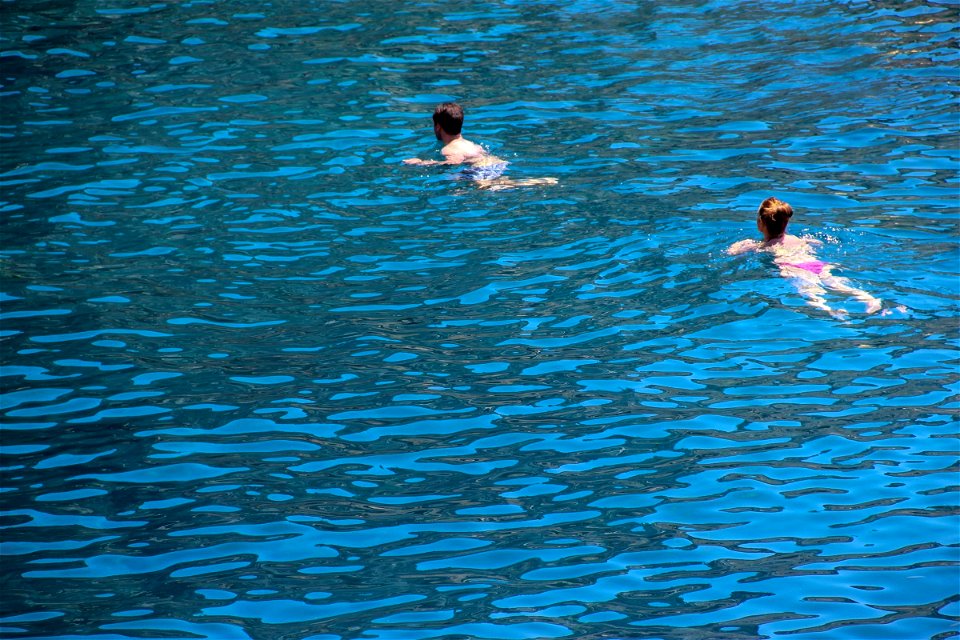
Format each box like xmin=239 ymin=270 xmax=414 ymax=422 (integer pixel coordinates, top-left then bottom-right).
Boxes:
xmin=727 ymin=239 xmax=760 ymax=255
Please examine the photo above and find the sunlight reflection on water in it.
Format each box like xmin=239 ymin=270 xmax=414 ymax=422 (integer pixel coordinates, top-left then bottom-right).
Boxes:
xmin=1 ymin=1 xmax=958 ymax=639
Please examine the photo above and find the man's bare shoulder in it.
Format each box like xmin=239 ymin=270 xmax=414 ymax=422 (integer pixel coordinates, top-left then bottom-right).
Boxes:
xmin=442 ymin=138 xmax=487 ymax=163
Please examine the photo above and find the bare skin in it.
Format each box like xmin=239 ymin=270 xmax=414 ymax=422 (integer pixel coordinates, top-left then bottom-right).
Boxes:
xmin=404 ymin=123 xmax=557 ymax=190
xmin=728 ymin=217 xmax=882 ymax=318
xmin=404 ymin=125 xmax=489 ymax=165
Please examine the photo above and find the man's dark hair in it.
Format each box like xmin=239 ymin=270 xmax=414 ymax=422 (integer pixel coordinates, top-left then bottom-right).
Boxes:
xmin=433 ymin=102 xmax=464 ymax=135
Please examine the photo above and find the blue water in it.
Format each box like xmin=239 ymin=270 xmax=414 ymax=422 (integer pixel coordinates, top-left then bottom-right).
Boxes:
xmin=2 ymin=1 xmax=958 ymax=639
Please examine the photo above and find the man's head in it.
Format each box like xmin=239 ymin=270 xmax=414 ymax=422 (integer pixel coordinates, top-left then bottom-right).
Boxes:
xmin=757 ymin=196 xmax=793 ymax=238
xmin=433 ymin=102 xmax=464 ymax=138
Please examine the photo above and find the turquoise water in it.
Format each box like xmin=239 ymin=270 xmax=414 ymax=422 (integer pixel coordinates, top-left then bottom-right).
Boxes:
xmin=2 ymin=1 xmax=959 ymax=638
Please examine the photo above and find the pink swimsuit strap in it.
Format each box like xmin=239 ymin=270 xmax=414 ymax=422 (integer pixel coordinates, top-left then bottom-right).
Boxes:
xmin=783 ymin=260 xmax=826 ymax=276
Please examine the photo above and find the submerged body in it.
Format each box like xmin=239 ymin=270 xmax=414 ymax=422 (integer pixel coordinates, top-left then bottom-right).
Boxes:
xmin=460 ymin=159 xmax=509 ymax=182
xmin=782 ymin=259 xmax=826 ymax=276
xmin=404 ymin=102 xmax=556 ymax=190
xmin=729 ymin=198 xmax=882 ymax=318
xmin=440 ymin=137 xmax=510 ymax=182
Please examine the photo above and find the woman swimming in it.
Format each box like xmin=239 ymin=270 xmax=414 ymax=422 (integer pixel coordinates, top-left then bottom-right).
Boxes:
xmin=728 ymin=197 xmax=882 ymax=318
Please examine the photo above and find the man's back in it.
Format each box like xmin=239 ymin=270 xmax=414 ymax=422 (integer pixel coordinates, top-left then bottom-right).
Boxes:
xmin=441 ymin=137 xmax=488 ymax=164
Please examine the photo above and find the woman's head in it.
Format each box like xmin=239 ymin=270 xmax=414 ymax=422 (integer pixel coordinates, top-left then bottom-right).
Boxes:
xmin=757 ymin=197 xmax=793 ymax=239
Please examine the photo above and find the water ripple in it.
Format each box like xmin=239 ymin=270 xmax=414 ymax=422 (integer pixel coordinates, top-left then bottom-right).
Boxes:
xmin=1 ymin=0 xmax=957 ymax=638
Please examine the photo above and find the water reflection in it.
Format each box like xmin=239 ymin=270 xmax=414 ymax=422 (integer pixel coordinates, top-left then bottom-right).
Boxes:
xmin=2 ymin=0 xmax=958 ymax=639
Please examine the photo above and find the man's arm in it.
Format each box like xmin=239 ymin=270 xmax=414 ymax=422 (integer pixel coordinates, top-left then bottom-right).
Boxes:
xmin=403 ymin=155 xmax=464 ymax=166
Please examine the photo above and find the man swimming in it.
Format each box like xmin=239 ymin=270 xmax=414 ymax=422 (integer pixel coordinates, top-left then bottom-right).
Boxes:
xmin=404 ymin=102 xmax=557 ymax=190
xmin=728 ymin=197 xmax=882 ymax=318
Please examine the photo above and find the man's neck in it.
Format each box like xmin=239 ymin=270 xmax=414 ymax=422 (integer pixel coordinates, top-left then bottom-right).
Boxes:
xmin=440 ymin=132 xmax=462 ymax=145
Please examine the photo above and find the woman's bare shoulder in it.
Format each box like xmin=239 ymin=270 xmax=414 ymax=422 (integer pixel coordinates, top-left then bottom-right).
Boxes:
xmin=727 ymin=239 xmax=761 ymax=255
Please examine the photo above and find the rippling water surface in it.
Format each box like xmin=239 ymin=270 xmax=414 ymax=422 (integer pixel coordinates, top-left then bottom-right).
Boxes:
xmin=2 ymin=1 xmax=958 ymax=638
